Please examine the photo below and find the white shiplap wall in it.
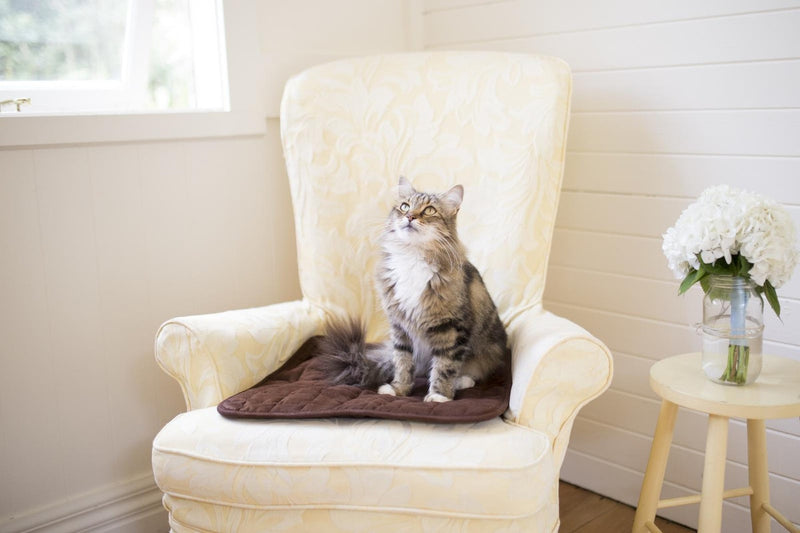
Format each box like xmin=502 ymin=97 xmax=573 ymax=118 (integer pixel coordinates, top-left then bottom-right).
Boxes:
xmin=423 ymin=1 xmax=800 ymax=531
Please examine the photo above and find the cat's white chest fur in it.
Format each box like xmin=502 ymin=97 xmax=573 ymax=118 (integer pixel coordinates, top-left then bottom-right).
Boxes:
xmin=385 ymin=247 xmax=435 ymax=315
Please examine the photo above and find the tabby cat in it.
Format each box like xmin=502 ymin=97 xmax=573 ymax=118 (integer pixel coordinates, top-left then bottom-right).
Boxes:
xmin=319 ymin=177 xmax=507 ymax=402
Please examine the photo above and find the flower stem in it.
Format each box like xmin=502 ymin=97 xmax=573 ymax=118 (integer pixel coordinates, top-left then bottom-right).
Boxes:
xmin=720 ymin=344 xmax=750 ymax=384
xmin=719 ymin=280 xmax=750 ymax=384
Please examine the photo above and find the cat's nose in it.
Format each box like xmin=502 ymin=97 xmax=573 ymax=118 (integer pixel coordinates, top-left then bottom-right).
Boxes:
xmin=406 ymin=214 xmax=417 ymax=222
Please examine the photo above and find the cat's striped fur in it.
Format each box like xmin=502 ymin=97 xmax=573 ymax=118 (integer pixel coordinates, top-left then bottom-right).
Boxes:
xmin=318 ymin=177 xmax=507 ymax=402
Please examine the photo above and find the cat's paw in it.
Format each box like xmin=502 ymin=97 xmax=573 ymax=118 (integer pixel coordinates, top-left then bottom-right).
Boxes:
xmin=455 ymin=376 xmax=476 ymax=390
xmin=424 ymin=392 xmax=451 ymax=403
xmin=378 ymin=384 xmax=397 ymax=396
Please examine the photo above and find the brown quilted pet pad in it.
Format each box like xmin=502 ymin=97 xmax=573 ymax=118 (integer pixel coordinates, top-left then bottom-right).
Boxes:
xmin=218 ymin=336 xmax=511 ymax=424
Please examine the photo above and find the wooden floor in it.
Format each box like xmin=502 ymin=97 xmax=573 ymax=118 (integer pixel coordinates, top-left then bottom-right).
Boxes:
xmin=559 ymin=482 xmax=696 ymax=533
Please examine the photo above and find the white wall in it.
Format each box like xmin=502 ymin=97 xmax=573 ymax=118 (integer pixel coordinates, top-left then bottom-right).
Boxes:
xmin=423 ymin=1 xmax=800 ymax=531
xmin=3 ymin=2 xmax=798 ymax=532
xmin=0 ymin=2 xmax=411 ymax=532
xmin=261 ymin=0 xmax=418 ymax=118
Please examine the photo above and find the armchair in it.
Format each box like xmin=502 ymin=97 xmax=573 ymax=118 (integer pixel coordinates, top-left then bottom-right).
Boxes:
xmin=152 ymin=52 xmax=612 ymax=532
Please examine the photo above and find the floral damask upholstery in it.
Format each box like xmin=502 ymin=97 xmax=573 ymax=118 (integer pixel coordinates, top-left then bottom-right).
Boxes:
xmin=152 ymin=52 xmax=612 ymax=533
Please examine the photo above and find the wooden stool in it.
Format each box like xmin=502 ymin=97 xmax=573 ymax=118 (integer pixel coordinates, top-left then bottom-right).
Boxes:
xmin=632 ymin=353 xmax=800 ymax=533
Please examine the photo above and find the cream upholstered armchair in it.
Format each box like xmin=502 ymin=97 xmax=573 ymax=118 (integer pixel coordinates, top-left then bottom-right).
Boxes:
xmin=152 ymin=52 xmax=612 ymax=533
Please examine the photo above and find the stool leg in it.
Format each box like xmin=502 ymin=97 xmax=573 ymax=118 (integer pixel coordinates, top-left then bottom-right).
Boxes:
xmin=633 ymin=400 xmax=678 ymax=533
xmin=747 ymin=419 xmax=770 ymax=533
xmin=698 ymin=414 xmax=729 ymax=533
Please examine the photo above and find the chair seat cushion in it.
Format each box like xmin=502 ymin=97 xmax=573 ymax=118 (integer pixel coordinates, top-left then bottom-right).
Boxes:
xmin=217 ymin=336 xmax=511 ymax=424
xmin=152 ymin=407 xmax=555 ymax=520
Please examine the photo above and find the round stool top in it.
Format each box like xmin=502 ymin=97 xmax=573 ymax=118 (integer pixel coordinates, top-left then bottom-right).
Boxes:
xmin=650 ymin=353 xmax=800 ymax=419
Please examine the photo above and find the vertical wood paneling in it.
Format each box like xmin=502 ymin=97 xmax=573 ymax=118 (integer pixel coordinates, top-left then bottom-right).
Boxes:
xmin=263 ymin=119 xmax=303 ymax=303
xmin=0 ymin=137 xmax=288 ymax=525
xmin=183 ymin=139 xmax=256 ymax=312
xmin=88 ymin=145 xmax=157 ymax=476
xmin=33 ymin=147 xmax=117 ymax=494
xmin=0 ymin=151 xmax=64 ymax=513
xmin=424 ymin=3 xmax=800 ymax=530
xmin=137 ymin=142 xmax=199 ymax=430
xmin=138 ymin=142 xmax=197 ymax=323
xmin=182 ymin=138 xmax=275 ymax=313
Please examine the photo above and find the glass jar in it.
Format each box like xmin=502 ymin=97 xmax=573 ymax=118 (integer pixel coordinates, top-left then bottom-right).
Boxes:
xmin=700 ymin=275 xmax=764 ymax=385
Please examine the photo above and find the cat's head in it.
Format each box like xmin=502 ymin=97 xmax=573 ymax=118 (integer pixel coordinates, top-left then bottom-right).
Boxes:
xmin=386 ymin=176 xmax=463 ymax=245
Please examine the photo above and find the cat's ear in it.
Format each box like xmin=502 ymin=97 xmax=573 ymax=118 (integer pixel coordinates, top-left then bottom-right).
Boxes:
xmin=398 ymin=176 xmax=416 ymax=198
xmin=442 ymin=184 xmax=464 ymax=211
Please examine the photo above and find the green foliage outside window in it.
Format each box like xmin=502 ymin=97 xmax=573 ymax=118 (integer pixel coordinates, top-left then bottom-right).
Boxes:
xmin=0 ymin=0 xmax=127 ymax=81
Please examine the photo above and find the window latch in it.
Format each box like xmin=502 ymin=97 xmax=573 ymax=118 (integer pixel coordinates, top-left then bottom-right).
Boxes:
xmin=0 ymin=97 xmax=32 ymax=112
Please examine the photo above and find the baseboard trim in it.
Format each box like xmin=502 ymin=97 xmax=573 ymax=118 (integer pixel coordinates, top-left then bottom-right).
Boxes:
xmin=0 ymin=473 xmax=166 ymax=533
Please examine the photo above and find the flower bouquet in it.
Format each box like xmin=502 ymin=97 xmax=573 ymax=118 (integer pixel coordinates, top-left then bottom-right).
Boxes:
xmin=662 ymin=185 xmax=798 ymax=384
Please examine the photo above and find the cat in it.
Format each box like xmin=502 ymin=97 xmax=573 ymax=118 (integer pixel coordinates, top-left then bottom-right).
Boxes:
xmin=318 ymin=177 xmax=507 ymax=403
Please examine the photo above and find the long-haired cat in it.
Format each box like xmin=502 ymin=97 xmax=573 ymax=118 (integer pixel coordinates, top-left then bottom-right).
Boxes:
xmin=318 ymin=177 xmax=507 ymax=402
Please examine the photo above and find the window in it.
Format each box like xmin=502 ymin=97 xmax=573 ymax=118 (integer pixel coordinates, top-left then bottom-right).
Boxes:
xmin=0 ymin=0 xmax=228 ymax=114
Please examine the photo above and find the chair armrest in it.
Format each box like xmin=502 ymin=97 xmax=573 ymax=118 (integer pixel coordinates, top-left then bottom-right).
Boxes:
xmin=505 ymin=308 xmax=613 ymax=467
xmin=155 ymin=300 xmax=328 ymax=411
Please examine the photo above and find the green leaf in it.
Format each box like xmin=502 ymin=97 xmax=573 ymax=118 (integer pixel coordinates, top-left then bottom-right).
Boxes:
xmin=731 ymin=255 xmax=743 ymax=277
xmin=763 ymin=280 xmax=781 ymax=318
xmin=678 ymin=270 xmax=696 ymax=295
xmin=738 ymin=256 xmax=753 ymax=277
xmin=697 ymin=254 xmax=728 ymax=275
xmin=679 ymin=267 xmax=706 ymax=295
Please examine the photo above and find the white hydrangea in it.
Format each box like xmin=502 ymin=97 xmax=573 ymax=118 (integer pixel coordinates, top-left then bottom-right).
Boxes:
xmin=662 ymin=185 xmax=799 ymax=288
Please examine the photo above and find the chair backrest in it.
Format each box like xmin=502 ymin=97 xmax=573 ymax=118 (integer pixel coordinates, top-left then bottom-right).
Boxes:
xmin=281 ymin=52 xmax=572 ymax=338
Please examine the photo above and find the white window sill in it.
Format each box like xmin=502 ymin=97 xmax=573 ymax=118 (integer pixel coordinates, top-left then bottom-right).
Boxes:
xmin=0 ymin=109 xmax=266 ymax=148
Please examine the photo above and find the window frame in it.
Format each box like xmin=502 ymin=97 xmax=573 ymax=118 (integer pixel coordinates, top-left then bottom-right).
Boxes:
xmin=0 ymin=0 xmax=258 ymax=147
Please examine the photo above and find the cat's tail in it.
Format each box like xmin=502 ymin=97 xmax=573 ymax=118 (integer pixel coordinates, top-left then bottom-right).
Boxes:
xmin=316 ymin=317 xmax=394 ymax=389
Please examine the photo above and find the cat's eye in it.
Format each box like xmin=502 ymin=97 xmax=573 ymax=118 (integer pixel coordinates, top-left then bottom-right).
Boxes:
xmin=423 ymin=206 xmax=437 ymax=215
xmin=399 ymin=202 xmax=410 ymax=213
